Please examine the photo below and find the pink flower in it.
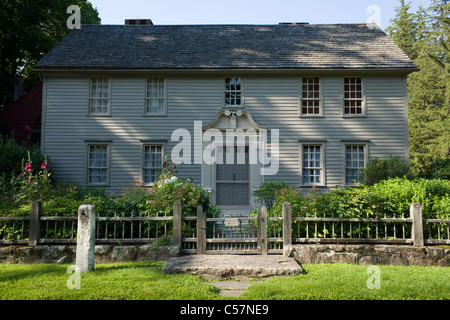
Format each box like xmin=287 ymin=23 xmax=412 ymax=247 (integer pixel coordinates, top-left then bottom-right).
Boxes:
xmin=25 ymin=163 xmax=32 ymax=172
xmin=41 ymin=162 xmax=49 ymax=169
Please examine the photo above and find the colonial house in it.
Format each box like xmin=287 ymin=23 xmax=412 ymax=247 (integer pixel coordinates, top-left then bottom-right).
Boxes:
xmin=35 ymin=21 xmax=417 ymax=211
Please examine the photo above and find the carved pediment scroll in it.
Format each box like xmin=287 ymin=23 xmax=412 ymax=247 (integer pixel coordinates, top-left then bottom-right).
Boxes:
xmin=202 ymin=109 xmax=265 ymax=131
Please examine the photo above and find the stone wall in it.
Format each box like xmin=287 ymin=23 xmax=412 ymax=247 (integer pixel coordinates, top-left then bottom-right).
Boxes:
xmin=0 ymin=244 xmax=180 ymax=264
xmin=286 ymin=244 xmax=450 ymax=267
xmin=2 ymin=244 xmax=449 ymax=267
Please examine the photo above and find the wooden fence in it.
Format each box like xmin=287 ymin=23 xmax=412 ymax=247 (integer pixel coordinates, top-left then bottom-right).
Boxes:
xmin=1 ymin=200 xmax=449 ymax=252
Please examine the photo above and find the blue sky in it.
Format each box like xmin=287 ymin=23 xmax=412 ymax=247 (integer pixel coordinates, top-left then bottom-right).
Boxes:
xmin=88 ymin=0 xmax=430 ymax=30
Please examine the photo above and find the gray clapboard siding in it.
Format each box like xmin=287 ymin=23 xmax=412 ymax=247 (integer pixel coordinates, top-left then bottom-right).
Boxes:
xmin=43 ymin=73 xmax=408 ymax=192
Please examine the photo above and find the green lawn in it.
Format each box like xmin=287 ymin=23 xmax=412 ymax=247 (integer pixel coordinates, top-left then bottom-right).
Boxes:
xmin=242 ymin=263 xmax=450 ymax=300
xmin=0 ymin=261 xmax=448 ymax=300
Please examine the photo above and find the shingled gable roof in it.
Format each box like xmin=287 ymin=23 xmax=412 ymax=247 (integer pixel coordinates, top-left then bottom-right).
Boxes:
xmin=35 ymin=23 xmax=417 ymax=72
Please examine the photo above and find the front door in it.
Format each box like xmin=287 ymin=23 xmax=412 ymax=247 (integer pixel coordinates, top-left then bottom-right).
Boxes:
xmin=215 ymin=145 xmax=250 ymax=207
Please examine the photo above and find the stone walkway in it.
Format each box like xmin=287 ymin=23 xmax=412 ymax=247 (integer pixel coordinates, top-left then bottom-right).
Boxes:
xmin=163 ymin=254 xmax=303 ymax=297
xmin=162 ymin=254 xmax=303 ymax=280
xmin=211 ymin=280 xmax=254 ymax=298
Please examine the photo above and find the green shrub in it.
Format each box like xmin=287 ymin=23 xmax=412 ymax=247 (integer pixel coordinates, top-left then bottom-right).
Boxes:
xmin=252 ymin=180 xmax=290 ymax=209
xmin=263 ymin=177 xmax=450 ymax=239
xmin=422 ymin=158 xmax=450 ymax=180
xmin=359 ymin=156 xmax=411 ymax=185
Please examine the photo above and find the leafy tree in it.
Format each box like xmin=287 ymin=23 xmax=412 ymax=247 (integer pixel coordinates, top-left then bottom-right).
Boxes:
xmin=0 ymin=0 xmax=100 ymax=110
xmin=386 ymin=0 xmax=418 ymax=60
xmin=387 ymin=0 xmax=450 ymax=176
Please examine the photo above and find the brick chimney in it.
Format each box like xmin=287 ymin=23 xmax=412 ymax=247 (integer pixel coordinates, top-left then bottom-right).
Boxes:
xmin=125 ymin=19 xmax=153 ymax=25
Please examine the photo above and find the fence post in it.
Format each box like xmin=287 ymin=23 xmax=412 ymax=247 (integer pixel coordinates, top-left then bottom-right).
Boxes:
xmin=282 ymin=201 xmax=292 ymax=257
xmin=258 ymin=205 xmax=268 ymax=255
xmin=172 ymin=200 xmax=182 ymax=248
xmin=197 ymin=205 xmax=206 ymax=254
xmin=76 ymin=204 xmax=96 ymax=272
xmin=29 ymin=200 xmax=42 ymax=246
xmin=410 ymin=202 xmax=424 ymax=247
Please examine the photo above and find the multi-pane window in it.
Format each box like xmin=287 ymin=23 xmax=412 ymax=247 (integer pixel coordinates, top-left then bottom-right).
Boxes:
xmin=301 ymin=77 xmax=321 ymax=115
xmin=345 ymin=145 xmax=365 ymax=184
xmin=88 ymin=145 xmax=108 ymax=184
xmin=224 ymin=77 xmax=242 ymax=106
xmin=90 ymin=77 xmax=110 ymax=115
xmin=302 ymin=145 xmax=323 ymax=185
xmin=146 ymin=77 xmax=166 ymax=114
xmin=343 ymin=77 xmax=363 ymax=115
xmin=143 ymin=145 xmax=163 ymax=184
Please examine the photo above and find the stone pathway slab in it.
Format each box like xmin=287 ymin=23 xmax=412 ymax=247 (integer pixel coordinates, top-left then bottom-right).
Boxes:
xmin=162 ymin=254 xmax=303 ymax=280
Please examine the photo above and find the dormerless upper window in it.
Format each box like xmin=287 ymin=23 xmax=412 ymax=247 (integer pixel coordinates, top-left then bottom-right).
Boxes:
xmin=301 ymin=77 xmax=321 ymax=115
xmin=343 ymin=77 xmax=363 ymax=115
xmin=89 ymin=77 xmax=110 ymax=115
xmin=224 ymin=77 xmax=242 ymax=106
xmin=146 ymin=77 xmax=166 ymax=115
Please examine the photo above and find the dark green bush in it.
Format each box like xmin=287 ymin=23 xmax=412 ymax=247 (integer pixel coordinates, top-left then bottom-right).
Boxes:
xmin=252 ymin=180 xmax=290 ymax=209
xmin=422 ymin=158 xmax=450 ymax=180
xmin=359 ymin=156 xmax=411 ymax=185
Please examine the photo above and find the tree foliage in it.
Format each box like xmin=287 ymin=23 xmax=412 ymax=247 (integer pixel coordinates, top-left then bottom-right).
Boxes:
xmin=0 ymin=0 xmax=100 ymax=110
xmin=386 ymin=0 xmax=450 ymax=176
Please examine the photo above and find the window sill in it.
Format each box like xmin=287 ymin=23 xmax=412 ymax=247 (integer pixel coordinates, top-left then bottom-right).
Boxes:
xmin=299 ymin=184 xmax=326 ymax=188
xmin=341 ymin=114 xmax=367 ymax=118
xmin=142 ymin=114 xmax=168 ymax=117
xmin=87 ymin=183 xmax=110 ymax=187
xmin=87 ymin=114 xmax=112 ymax=117
xmin=299 ymin=115 xmax=324 ymax=118
xmin=140 ymin=183 xmax=156 ymax=188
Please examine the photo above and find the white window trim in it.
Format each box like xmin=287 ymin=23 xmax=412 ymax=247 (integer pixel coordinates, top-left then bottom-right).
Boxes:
xmin=300 ymin=76 xmax=323 ymax=117
xmin=88 ymin=76 xmax=111 ymax=116
xmin=144 ymin=76 xmax=168 ymax=117
xmin=299 ymin=141 xmax=326 ymax=187
xmin=223 ymin=76 xmax=244 ymax=109
xmin=342 ymin=141 xmax=369 ymax=186
xmin=86 ymin=142 xmax=111 ymax=186
xmin=341 ymin=76 xmax=366 ymax=117
xmin=141 ymin=142 xmax=166 ymax=186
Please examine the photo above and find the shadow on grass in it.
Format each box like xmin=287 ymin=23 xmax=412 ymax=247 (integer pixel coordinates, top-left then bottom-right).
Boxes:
xmin=0 ymin=261 xmax=165 ymax=283
xmin=0 ymin=264 xmax=64 ymax=283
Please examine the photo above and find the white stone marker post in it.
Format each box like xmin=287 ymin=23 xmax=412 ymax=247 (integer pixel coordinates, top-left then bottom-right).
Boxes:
xmin=76 ymin=204 xmax=96 ymax=272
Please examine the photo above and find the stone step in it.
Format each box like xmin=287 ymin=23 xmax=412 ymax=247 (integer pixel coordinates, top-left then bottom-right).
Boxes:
xmin=162 ymin=254 xmax=304 ymax=280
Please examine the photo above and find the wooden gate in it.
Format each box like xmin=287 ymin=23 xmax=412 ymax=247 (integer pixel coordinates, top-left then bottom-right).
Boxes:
xmin=177 ymin=202 xmax=292 ymax=255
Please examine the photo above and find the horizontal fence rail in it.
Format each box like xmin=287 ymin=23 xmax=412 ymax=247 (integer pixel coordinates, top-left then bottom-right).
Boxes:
xmin=1 ymin=200 xmax=449 ymax=250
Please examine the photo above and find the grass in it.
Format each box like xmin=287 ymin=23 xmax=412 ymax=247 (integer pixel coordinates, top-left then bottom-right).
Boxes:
xmin=242 ymin=264 xmax=450 ymax=300
xmin=0 ymin=261 xmax=449 ymax=300
xmin=0 ymin=261 xmax=220 ymax=300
